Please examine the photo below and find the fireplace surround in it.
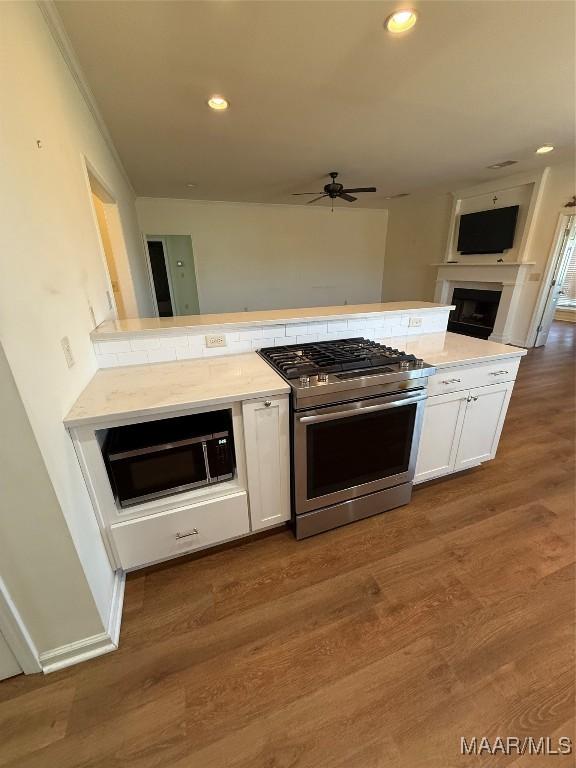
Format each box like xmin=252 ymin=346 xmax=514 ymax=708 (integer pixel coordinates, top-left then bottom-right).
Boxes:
xmin=448 ymin=288 xmax=502 ymax=339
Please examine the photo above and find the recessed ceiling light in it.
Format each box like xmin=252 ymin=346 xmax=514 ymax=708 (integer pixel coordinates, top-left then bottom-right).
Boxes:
xmin=536 ymin=144 xmax=554 ymax=154
xmin=487 ymin=160 xmax=517 ymax=169
xmin=207 ymin=95 xmax=229 ymax=111
xmin=385 ymin=9 xmax=417 ymax=34
xmin=186 ymin=183 xmax=197 ymax=188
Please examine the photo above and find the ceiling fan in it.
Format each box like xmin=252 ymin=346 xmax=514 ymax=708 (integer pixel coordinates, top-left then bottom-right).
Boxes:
xmin=292 ymin=171 xmax=377 ymax=208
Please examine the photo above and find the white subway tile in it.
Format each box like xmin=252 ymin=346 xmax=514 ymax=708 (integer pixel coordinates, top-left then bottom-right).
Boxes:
xmin=327 ymin=319 xmax=348 ymax=331
xmin=176 ymin=347 xmax=199 ymax=360
xmin=297 ymin=334 xmax=319 ymax=343
xmin=274 ymin=337 xmax=289 ymax=346
xmin=147 ymin=348 xmax=177 ymax=363
xmin=117 ymin=351 xmax=149 ymax=366
xmin=285 ymin=323 xmax=309 ymax=336
xmin=189 ymin=335 xmax=205 ymax=354
xmin=96 ymin=339 xmax=131 ymax=354
xmin=97 ymin=353 xmax=119 ymax=368
xmin=159 ymin=334 xmax=189 ymax=349
xmin=228 ymin=340 xmax=252 ymax=354
xmin=130 ymin=336 xmax=160 ymax=352
xmin=237 ymin=328 xmax=263 ymax=341
xmin=263 ymin=325 xmax=286 ymax=336
xmin=202 ymin=346 xmax=229 ymax=357
xmin=347 ymin=318 xmax=369 ymax=329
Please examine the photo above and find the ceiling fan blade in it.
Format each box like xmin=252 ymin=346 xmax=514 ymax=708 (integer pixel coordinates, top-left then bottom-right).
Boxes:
xmin=342 ymin=187 xmax=377 ymax=193
xmin=339 ymin=193 xmax=357 ymax=202
xmin=306 ymin=195 xmax=328 ymax=204
xmin=292 ymin=192 xmax=322 ymax=195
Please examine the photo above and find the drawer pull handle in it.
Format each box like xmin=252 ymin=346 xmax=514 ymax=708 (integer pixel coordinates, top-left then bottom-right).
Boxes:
xmin=441 ymin=378 xmax=461 ymax=384
xmin=264 ymin=400 xmax=272 ymax=407
xmin=175 ymin=529 xmax=199 ymax=539
xmin=467 ymin=395 xmax=479 ymax=403
xmin=489 ymin=370 xmax=509 ymax=376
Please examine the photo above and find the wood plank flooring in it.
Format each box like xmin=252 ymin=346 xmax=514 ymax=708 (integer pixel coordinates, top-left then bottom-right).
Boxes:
xmin=1 ymin=321 xmax=574 ymax=767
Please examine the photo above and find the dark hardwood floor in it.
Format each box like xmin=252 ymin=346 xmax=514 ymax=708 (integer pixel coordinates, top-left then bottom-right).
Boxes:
xmin=1 ymin=322 xmax=574 ymax=767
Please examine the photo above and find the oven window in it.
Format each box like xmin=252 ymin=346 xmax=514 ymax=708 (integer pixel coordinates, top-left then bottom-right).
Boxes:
xmin=306 ymin=403 xmax=417 ymax=499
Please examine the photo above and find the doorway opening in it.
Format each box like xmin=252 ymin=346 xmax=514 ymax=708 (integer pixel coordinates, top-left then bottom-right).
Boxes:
xmin=533 ymin=214 xmax=576 ymax=347
xmin=145 ymin=235 xmax=200 ymax=317
xmin=86 ymin=165 xmax=137 ymax=321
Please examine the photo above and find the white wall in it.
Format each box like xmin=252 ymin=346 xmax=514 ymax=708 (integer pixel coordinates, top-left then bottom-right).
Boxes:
xmin=381 ymin=163 xmax=576 ymax=345
xmin=136 ymin=198 xmax=388 ymax=313
xmin=381 ymin=192 xmax=452 ymax=303
xmin=0 ymin=2 xmax=150 ymax=651
xmin=0 ymin=345 xmax=103 ymax=652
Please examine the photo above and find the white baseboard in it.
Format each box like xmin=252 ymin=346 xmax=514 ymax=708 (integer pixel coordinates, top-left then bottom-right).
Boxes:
xmin=40 ymin=570 xmax=125 ymax=674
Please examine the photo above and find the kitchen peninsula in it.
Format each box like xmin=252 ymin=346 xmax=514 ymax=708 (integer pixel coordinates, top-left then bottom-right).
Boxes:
xmin=65 ymin=302 xmax=526 ymax=569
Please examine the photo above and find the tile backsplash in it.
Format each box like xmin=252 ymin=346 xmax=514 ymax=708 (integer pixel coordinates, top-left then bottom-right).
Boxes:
xmin=93 ymin=310 xmax=451 ymax=368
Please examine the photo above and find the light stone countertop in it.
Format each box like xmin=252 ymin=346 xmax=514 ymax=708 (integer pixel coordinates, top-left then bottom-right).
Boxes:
xmin=92 ymin=302 xmax=453 ymax=339
xmin=65 ymin=333 xmax=527 ymax=429
xmin=64 ymin=353 xmax=290 ymax=428
xmin=397 ymin=331 xmax=527 ymax=369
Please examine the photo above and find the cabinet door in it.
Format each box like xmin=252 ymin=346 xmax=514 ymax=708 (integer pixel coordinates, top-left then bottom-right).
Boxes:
xmin=455 ymin=382 xmax=514 ymax=471
xmin=414 ymin=391 xmax=468 ymax=483
xmin=242 ymin=395 xmax=290 ymax=531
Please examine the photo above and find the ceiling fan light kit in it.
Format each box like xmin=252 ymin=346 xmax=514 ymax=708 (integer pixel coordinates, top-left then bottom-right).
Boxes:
xmin=292 ymin=171 xmax=377 ymax=211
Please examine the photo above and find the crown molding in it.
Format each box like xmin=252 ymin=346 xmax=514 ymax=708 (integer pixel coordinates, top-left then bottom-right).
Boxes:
xmin=36 ymin=1 xmax=136 ymax=196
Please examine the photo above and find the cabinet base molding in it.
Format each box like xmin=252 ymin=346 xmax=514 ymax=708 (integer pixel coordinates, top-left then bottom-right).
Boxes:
xmin=39 ymin=570 xmax=125 ymax=674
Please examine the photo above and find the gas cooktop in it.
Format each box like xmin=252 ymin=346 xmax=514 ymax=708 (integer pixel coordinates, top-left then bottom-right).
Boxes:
xmin=258 ymin=337 xmax=436 ymax=407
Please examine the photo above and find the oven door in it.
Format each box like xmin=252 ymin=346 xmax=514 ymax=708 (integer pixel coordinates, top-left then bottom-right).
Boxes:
xmin=293 ymin=389 xmax=426 ymax=516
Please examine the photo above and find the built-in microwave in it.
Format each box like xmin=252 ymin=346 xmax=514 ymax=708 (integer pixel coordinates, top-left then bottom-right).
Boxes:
xmin=102 ymin=411 xmax=235 ymax=508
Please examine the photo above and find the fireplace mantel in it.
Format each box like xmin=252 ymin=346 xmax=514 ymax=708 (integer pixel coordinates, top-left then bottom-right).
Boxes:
xmin=433 ymin=262 xmax=534 ymax=345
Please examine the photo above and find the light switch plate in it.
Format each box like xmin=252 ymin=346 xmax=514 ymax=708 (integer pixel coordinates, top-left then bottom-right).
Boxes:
xmin=205 ymin=334 xmax=227 ymax=348
xmin=408 ymin=317 xmax=423 ymax=327
xmin=61 ymin=336 xmax=75 ymax=368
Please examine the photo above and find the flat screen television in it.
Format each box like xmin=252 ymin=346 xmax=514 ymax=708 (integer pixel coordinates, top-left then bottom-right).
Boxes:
xmin=457 ymin=205 xmax=519 ymax=255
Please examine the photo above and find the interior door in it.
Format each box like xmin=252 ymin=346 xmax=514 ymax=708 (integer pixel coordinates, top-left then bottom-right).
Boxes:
xmin=454 ymin=382 xmax=513 ymax=471
xmin=535 ymin=215 xmax=576 ymax=347
xmin=414 ymin=390 xmax=468 ymax=483
xmin=146 ymin=239 xmax=174 ymax=317
xmin=0 ymin=630 xmax=21 ymax=681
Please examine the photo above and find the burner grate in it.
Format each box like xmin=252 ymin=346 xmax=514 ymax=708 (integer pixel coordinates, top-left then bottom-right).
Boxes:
xmin=260 ymin=337 xmax=416 ymax=379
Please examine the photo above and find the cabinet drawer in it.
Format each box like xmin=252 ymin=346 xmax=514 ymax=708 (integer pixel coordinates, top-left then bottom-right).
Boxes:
xmin=110 ymin=491 xmax=249 ymax=570
xmin=428 ymin=357 xmax=521 ymax=396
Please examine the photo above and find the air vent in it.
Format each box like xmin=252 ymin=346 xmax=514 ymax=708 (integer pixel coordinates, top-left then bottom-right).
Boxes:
xmin=487 ymin=160 xmax=518 ymax=169
xmin=384 ymin=193 xmax=411 ymax=199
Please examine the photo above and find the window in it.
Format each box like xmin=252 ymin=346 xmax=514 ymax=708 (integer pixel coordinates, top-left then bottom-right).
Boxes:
xmin=558 ymin=239 xmax=576 ymax=309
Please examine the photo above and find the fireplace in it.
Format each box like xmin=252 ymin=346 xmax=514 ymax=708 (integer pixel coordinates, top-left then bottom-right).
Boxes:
xmin=448 ymin=288 xmax=502 ymax=339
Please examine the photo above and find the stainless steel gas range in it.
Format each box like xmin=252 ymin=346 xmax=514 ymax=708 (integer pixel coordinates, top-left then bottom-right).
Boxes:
xmin=258 ymin=337 xmax=436 ymax=539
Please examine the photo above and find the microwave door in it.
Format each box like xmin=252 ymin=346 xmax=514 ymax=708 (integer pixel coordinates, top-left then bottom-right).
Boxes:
xmin=108 ymin=436 xmax=210 ymax=508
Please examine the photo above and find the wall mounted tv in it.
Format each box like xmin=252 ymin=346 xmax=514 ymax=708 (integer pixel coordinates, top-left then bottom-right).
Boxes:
xmin=457 ymin=205 xmax=519 ymax=255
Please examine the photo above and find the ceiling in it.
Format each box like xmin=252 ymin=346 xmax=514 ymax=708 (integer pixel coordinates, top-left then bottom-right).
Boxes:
xmin=56 ymin=0 xmax=575 ymax=207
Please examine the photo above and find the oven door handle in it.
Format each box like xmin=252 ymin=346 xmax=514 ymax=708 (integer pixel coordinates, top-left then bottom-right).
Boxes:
xmin=297 ymin=394 xmax=426 ymax=424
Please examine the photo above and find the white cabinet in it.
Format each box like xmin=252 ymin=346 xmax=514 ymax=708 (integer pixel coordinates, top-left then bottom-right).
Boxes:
xmin=111 ymin=491 xmax=250 ymax=570
xmin=415 ymin=375 xmax=516 ymax=485
xmin=454 ymin=382 xmax=513 ymax=471
xmin=242 ymin=395 xmax=291 ymax=531
xmin=414 ymin=390 xmax=468 ymax=482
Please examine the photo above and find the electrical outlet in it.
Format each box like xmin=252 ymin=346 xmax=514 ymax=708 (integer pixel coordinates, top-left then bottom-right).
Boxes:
xmin=408 ymin=317 xmax=423 ymax=327
xmin=61 ymin=336 xmax=75 ymax=368
xmin=205 ymin=334 xmax=227 ymax=348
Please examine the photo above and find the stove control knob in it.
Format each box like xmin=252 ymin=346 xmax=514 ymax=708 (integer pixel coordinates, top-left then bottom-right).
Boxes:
xmin=299 ymin=375 xmax=311 ymax=387
xmin=415 ymin=359 xmax=425 ymax=368
xmin=317 ymin=373 xmax=329 ymax=383
xmin=399 ymin=360 xmax=411 ymax=370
